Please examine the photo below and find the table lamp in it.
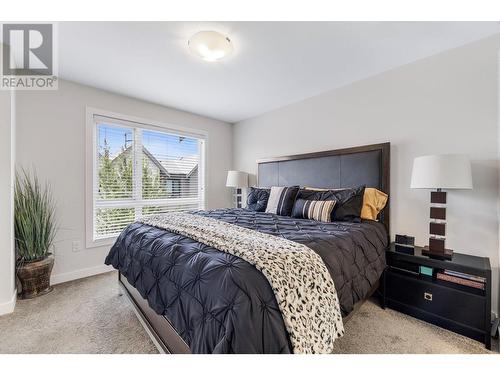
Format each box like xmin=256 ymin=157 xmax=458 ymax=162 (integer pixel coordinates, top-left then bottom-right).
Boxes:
xmin=410 ymin=154 xmax=473 ymax=259
xmin=226 ymin=170 xmax=248 ymax=208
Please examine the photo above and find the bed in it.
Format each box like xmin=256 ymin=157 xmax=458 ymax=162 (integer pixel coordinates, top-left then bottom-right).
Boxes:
xmin=105 ymin=142 xmax=390 ymax=354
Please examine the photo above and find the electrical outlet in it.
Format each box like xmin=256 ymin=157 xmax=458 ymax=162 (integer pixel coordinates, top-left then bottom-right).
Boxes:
xmin=71 ymin=241 xmax=82 ymax=252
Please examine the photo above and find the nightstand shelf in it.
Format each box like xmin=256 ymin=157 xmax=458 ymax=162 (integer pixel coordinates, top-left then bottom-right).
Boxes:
xmin=381 ymin=243 xmax=492 ymax=349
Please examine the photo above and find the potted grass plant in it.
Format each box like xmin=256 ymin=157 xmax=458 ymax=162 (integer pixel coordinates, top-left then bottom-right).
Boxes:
xmin=15 ymin=169 xmax=58 ymax=299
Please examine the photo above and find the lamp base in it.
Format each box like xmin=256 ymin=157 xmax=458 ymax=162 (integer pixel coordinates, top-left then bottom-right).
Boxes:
xmin=422 ymin=246 xmax=453 ymax=260
xmin=233 ymin=188 xmax=243 ymax=208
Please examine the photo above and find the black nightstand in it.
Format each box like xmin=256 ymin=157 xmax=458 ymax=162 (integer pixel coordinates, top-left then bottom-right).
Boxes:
xmin=381 ymin=243 xmax=492 ymax=349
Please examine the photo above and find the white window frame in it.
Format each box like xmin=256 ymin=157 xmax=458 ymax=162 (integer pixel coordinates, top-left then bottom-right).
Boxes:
xmin=85 ymin=107 xmax=208 ymax=248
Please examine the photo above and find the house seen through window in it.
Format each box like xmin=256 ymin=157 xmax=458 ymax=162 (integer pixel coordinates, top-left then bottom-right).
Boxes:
xmin=92 ymin=115 xmax=205 ymax=241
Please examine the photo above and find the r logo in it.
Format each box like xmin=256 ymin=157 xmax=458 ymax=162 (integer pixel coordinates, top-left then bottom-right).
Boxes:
xmin=2 ymin=24 xmax=53 ymax=76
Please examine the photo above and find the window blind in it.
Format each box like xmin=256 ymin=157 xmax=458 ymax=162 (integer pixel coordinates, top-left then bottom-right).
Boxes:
xmin=92 ymin=115 xmax=205 ymax=240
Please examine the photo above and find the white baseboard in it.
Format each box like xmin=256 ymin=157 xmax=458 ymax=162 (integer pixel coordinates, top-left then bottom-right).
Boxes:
xmin=51 ymin=264 xmax=113 ymax=285
xmin=0 ymin=290 xmax=16 ymax=316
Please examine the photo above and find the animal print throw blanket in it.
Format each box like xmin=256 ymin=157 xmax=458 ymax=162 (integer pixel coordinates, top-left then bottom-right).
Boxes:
xmin=139 ymin=212 xmax=344 ymax=354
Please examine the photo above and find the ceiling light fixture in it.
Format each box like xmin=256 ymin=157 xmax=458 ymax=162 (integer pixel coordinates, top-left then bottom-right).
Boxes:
xmin=188 ymin=31 xmax=233 ymax=62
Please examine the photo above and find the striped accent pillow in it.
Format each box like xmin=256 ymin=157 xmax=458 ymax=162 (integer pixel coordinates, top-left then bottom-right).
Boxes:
xmin=291 ymin=199 xmax=337 ymax=222
xmin=265 ymin=186 xmax=300 ymax=216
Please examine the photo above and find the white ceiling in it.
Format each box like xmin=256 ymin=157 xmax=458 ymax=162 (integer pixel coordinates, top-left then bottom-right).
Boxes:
xmin=58 ymin=22 xmax=500 ymax=123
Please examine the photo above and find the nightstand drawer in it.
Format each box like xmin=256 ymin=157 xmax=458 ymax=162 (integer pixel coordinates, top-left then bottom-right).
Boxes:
xmin=386 ymin=270 xmax=485 ymax=330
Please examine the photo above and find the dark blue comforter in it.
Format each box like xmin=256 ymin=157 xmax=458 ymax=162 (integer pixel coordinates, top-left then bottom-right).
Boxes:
xmin=105 ymin=208 xmax=387 ymax=353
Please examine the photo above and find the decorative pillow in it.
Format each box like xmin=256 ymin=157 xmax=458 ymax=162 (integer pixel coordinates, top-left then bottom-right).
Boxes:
xmin=246 ymin=187 xmax=270 ymax=212
xmin=265 ymin=186 xmax=300 ymax=216
xmin=331 ymin=186 xmax=365 ymax=222
xmin=291 ymin=199 xmax=336 ymax=222
xmin=297 ymin=185 xmax=366 ymax=222
xmin=298 ymin=188 xmax=338 ymax=200
xmin=303 ymin=186 xmax=335 ymax=191
xmin=361 ymin=188 xmax=388 ymax=221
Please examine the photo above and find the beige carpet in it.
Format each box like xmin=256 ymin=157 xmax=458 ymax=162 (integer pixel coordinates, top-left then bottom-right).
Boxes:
xmin=333 ymin=299 xmax=495 ymax=354
xmin=0 ymin=271 xmax=157 ymax=354
xmin=0 ymin=271 xmax=496 ymax=354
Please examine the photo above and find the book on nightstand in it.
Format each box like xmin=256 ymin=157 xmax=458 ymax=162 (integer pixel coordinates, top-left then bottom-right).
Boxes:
xmin=443 ymin=269 xmax=486 ymax=283
xmin=436 ymin=272 xmax=485 ymax=290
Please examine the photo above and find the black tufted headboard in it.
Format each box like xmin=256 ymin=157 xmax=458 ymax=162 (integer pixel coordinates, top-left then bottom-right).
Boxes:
xmin=256 ymin=142 xmax=390 ymax=232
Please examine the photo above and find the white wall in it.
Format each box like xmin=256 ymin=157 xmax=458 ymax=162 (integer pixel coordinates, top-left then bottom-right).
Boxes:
xmin=0 ymin=46 xmax=16 ymax=315
xmin=16 ymin=79 xmax=233 ymax=284
xmin=234 ymin=35 xmax=500 ymax=315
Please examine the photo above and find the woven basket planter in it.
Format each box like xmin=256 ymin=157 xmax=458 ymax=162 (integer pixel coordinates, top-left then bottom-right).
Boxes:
xmin=17 ymin=256 xmax=54 ymax=299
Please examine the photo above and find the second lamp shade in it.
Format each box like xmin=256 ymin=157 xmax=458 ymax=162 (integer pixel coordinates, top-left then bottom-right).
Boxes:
xmin=226 ymin=170 xmax=248 ymax=188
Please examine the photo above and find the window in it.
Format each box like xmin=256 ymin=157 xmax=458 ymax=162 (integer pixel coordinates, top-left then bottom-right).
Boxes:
xmin=86 ymin=110 xmax=206 ymax=246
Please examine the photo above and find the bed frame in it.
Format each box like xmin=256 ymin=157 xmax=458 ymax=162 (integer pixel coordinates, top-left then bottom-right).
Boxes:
xmin=119 ymin=142 xmax=391 ymax=354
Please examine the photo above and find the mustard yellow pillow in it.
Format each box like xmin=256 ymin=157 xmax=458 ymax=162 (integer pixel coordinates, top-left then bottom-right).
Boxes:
xmin=361 ymin=188 xmax=388 ymax=221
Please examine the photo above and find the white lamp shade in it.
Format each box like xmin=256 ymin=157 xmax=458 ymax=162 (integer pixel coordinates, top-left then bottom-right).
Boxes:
xmin=410 ymin=154 xmax=473 ymax=190
xmin=226 ymin=170 xmax=248 ymax=188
